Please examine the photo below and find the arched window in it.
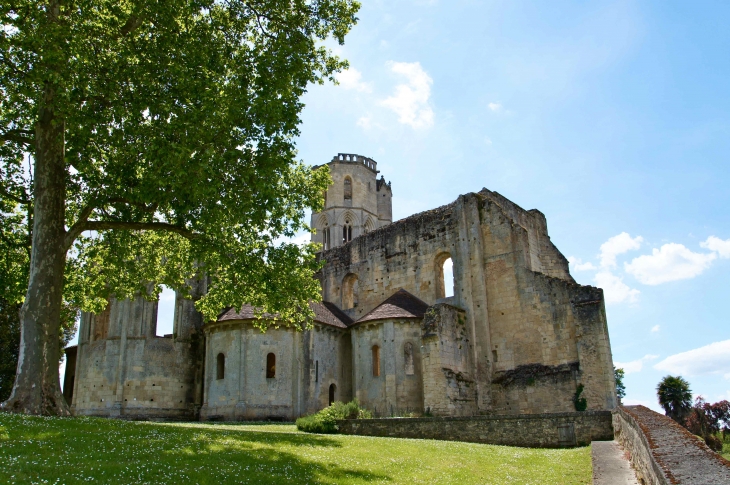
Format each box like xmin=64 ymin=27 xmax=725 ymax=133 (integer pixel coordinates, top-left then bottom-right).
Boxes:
xmin=404 ymin=342 xmax=415 ymax=375
xmin=342 ymin=273 xmax=358 ymax=309
xmin=329 ymin=383 xmax=337 ymax=406
xmin=323 ymin=223 xmax=331 ymax=250
xmin=216 ymin=353 xmax=225 ymax=380
xmin=344 ymin=177 xmax=352 ymax=201
xmin=342 ymin=218 xmax=352 ymax=243
xmin=266 ymin=353 xmax=276 ymax=378
xmin=372 ymin=345 xmax=380 ymax=377
xmin=435 ymin=253 xmax=455 ymax=300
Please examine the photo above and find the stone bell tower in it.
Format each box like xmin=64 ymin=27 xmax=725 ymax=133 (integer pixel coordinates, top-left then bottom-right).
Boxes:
xmin=310 ymin=153 xmax=392 ymax=249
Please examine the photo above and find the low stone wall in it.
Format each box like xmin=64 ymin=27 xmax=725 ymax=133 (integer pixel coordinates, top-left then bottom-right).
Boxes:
xmin=336 ymin=411 xmax=613 ymax=448
xmin=613 ymin=405 xmax=730 ymax=485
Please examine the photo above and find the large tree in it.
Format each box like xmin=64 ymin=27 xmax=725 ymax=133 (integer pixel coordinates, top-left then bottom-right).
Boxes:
xmin=0 ymin=0 xmax=359 ymax=415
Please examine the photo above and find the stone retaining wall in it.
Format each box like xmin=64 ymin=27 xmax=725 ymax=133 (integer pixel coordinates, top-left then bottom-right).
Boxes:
xmin=613 ymin=405 xmax=730 ymax=485
xmin=336 ymin=411 xmax=613 ymax=448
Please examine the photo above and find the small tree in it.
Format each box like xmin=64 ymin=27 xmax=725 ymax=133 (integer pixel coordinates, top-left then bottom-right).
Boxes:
xmin=685 ymin=396 xmax=724 ymax=452
xmin=614 ymin=367 xmax=626 ymax=405
xmin=656 ymin=375 xmax=692 ymax=423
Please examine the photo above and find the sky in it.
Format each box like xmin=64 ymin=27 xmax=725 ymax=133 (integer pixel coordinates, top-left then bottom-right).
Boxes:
xmin=64 ymin=0 xmax=730 ymax=411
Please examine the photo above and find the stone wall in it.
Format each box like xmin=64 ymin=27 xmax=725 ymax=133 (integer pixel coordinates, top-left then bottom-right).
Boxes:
xmin=319 ymin=188 xmax=617 ymax=416
xmin=613 ymin=405 xmax=730 ymax=485
xmin=420 ymin=303 xmax=476 ymax=416
xmin=351 ymin=319 xmax=423 ymax=416
xmin=337 ymin=411 xmax=613 ymax=448
xmin=73 ymin=289 xmax=205 ymax=420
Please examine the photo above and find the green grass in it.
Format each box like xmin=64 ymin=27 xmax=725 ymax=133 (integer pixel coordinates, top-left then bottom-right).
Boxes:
xmin=0 ymin=413 xmax=592 ymax=485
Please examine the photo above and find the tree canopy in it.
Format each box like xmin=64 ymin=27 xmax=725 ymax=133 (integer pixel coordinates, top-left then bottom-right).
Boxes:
xmin=0 ymin=0 xmax=360 ymax=414
xmin=657 ymin=375 xmax=693 ymax=423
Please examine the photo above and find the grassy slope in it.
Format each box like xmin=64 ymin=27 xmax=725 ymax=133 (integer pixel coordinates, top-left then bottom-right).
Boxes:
xmin=0 ymin=413 xmax=591 ymax=485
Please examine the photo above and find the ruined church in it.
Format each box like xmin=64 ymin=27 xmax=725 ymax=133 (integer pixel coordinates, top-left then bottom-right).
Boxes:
xmin=63 ymin=153 xmax=618 ymax=420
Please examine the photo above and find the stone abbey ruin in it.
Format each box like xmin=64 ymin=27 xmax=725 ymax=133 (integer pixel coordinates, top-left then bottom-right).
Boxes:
xmin=63 ymin=153 xmax=618 ymax=423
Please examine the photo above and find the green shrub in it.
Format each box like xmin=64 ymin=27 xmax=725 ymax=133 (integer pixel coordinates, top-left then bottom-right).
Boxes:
xmin=573 ymin=384 xmax=587 ymax=412
xmin=296 ymin=399 xmax=372 ymax=433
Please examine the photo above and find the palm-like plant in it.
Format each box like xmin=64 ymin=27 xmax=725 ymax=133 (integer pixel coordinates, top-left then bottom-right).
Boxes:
xmin=657 ymin=375 xmax=692 ymax=423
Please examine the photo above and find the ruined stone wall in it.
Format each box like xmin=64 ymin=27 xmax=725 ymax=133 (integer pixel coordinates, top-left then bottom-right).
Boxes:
xmin=72 ymin=281 xmax=206 ymax=420
xmin=351 ymin=319 xmax=424 ymax=416
xmin=420 ymin=303 xmax=476 ymax=416
xmin=320 ymin=188 xmax=616 ymax=415
xmin=337 ymin=411 xmax=614 ymax=448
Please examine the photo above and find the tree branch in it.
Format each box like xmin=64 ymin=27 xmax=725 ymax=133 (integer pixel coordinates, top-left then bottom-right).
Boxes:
xmin=120 ymin=14 xmax=144 ymax=36
xmin=107 ymin=197 xmax=158 ymax=213
xmin=0 ymin=183 xmax=30 ymax=205
xmin=0 ymin=129 xmax=34 ymax=147
xmin=64 ymin=220 xmax=199 ymax=250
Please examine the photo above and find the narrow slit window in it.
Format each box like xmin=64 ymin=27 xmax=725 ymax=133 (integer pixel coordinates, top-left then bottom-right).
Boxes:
xmin=216 ymin=353 xmax=225 ymax=380
xmin=329 ymin=383 xmax=336 ymax=405
xmin=372 ymin=345 xmax=380 ymax=377
xmin=266 ymin=353 xmax=276 ymax=378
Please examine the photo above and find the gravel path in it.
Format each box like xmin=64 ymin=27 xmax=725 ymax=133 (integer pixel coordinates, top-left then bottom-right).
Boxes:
xmin=592 ymin=440 xmax=640 ymax=485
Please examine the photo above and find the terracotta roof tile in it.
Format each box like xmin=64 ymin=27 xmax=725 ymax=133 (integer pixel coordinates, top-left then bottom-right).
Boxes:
xmin=355 ymin=289 xmax=430 ymax=324
xmin=216 ymin=301 xmax=351 ymax=329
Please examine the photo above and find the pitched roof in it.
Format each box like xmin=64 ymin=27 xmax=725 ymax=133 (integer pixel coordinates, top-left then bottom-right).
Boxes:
xmin=216 ymin=301 xmax=352 ymax=329
xmin=355 ymin=289 xmax=430 ymax=324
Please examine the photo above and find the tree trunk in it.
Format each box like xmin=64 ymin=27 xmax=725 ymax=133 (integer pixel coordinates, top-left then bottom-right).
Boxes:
xmin=0 ymin=79 xmax=69 ymax=415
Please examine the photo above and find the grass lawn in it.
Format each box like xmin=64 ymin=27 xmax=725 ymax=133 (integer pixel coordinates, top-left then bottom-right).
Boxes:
xmin=0 ymin=413 xmax=592 ymax=485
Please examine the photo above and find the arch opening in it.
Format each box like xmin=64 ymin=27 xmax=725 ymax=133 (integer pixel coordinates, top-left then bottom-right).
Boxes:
xmin=155 ymin=285 xmax=176 ymax=337
xmin=342 ymin=273 xmax=359 ymax=309
xmin=329 ymin=383 xmax=337 ymax=406
xmin=435 ymin=253 xmax=454 ymax=300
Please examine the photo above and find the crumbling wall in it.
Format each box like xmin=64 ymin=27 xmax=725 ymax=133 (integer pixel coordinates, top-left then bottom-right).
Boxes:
xmin=73 ymin=279 xmax=206 ymax=420
xmin=420 ymin=303 xmax=476 ymax=416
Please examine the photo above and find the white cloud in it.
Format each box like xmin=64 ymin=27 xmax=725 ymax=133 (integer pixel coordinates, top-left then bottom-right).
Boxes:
xmin=700 ymin=236 xmax=730 ymax=258
xmin=568 ymin=256 xmax=597 ymax=271
xmin=615 ymin=354 xmax=659 ymax=374
xmin=335 ymin=68 xmax=372 ymax=93
xmin=381 ymin=61 xmax=434 ymax=129
xmin=488 ymin=102 xmax=502 ymax=112
xmin=654 ymin=340 xmax=730 ymax=377
xmin=484 ymin=137 xmax=492 ymax=146
xmin=594 ymin=271 xmax=640 ymax=304
xmin=599 ymin=232 xmax=643 ymax=268
xmin=651 ymin=324 xmax=660 ymax=333
xmin=624 ymin=243 xmax=716 ymax=285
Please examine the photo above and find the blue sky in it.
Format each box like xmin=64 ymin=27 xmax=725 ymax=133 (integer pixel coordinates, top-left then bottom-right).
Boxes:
xmin=65 ymin=1 xmax=730 ymax=411
xmin=293 ymin=0 xmax=730 ymax=411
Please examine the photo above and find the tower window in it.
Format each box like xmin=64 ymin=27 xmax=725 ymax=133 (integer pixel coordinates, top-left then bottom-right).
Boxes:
xmin=344 ymin=177 xmax=352 ymax=201
xmin=266 ymin=353 xmax=276 ymax=378
xmin=216 ymin=353 xmax=225 ymax=380
xmin=323 ymin=224 xmax=331 ymax=250
xmin=342 ymin=219 xmax=352 ymax=243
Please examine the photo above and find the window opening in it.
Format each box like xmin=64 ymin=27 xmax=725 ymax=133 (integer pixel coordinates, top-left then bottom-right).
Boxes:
xmin=323 ymin=224 xmax=331 ymax=250
xmin=216 ymin=353 xmax=225 ymax=380
xmin=266 ymin=353 xmax=276 ymax=378
xmin=404 ymin=342 xmax=415 ymax=375
xmin=342 ymin=273 xmax=359 ymax=309
xmin=329 ymin=383 xmax=337 ymax=405
xmin=155 ymin=285 xmax=176 ymax=337
xmin=342 ymin=219 xmax=352 ymax=244
xmin=372 ymin=345 xmax=380 ymax=377
xmin=435 ymin=255 xmax=454 ymax=300
xmin=315 ymin=360 xmax=319 ymax=382
xmin=344 ymin=177 xmax=352 ymax=201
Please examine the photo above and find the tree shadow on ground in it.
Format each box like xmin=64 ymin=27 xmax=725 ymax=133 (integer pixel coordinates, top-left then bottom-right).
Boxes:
xmin=0 ymin=414 xmax=389 ymax=485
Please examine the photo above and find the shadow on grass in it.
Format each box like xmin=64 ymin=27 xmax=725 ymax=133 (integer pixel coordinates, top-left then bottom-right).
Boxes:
xmin=0 ymin=414 xmax=389 ymax=485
